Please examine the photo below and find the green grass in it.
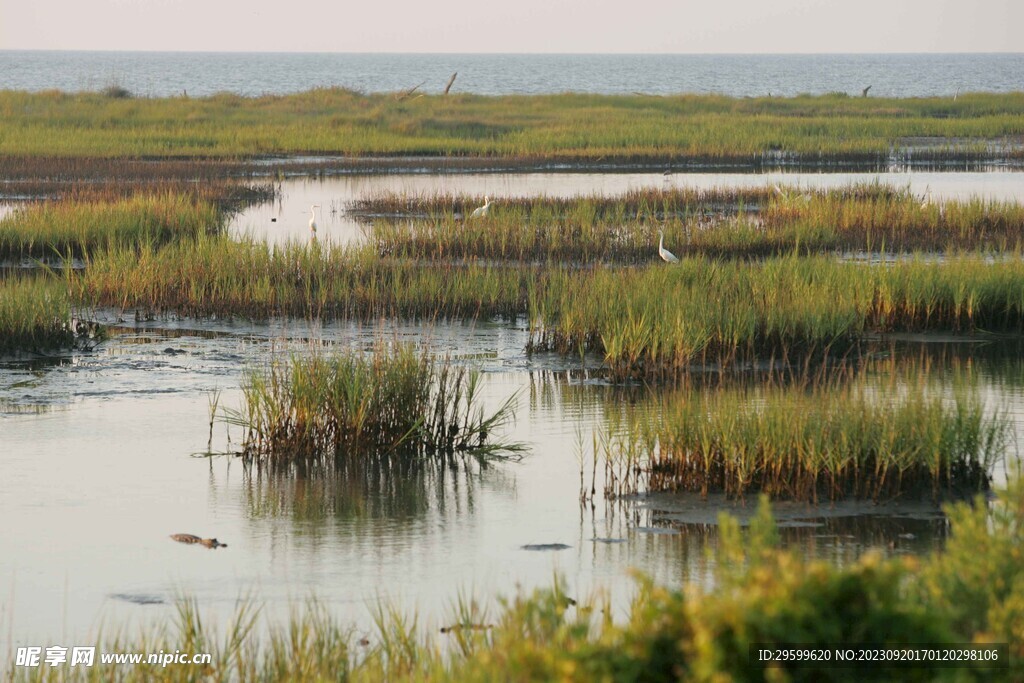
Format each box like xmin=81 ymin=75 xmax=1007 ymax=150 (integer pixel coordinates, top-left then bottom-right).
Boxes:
xmin=16 ymin=482 xmax=1024 ymax=682
xmin=0 ymin=193 xmax=223 ymax=259
xmin=599 ymin=364 xmax=1005 ymax=502
xmin=229 ymin=342 xmax=522 ymax=464
xmin=0 ymin=276 xmax=77 ymax=353
xmin=1 ymin=89 xmax=1022 ymax=162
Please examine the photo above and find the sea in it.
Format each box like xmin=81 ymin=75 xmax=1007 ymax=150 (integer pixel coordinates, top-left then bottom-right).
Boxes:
xmin=0 ymin=51 xmax=1022 ymax=98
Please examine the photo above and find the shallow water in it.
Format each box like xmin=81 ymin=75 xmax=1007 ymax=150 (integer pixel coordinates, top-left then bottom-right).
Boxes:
xmin=2 ymin=312 xmax=1023 ymax=647
xmin=230 ymin=170 xmax=1024 ymax=245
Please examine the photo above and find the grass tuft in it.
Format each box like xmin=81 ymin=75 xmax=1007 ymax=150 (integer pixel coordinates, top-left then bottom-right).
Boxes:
xmin=227 ymin=342 xmax=524 ymax=464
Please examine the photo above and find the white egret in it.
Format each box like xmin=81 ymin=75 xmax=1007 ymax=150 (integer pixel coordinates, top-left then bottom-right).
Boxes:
xmin=657 ymin=229 xmax=680 ymax=263
xmin=309 ymin=204 xmax=321 ymax=235
xmin=470 ymin=196 xmax=493 ymax=218
xmin=920 ymin=186 xmax=932 ymax=210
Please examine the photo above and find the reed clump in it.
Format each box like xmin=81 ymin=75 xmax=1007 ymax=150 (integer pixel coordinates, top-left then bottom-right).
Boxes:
xmin=231 ymin=343 xmax=522 ymax=464
xmin=0 ymin=193 xmax=223 ymax=259
xmin=602 ymin=368 xmax=1006 ymax=502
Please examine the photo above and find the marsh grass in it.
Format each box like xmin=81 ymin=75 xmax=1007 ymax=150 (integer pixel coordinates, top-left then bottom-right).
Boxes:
xmin=0 ymin=193 xmax=223 ymax=259
xmin=763 ymin=190 xmax=1024 ymax=253
xmin=352 ymin=186 xmax=779 ymax=219
xmin=0 ymin=276 xmax=77 ymax=353
xmin=72 ymin=235 xmax=1024 ymax=381
xmin=229 ymin=342 xmax=522 ymax=464
xmin=2 ymin=89 xmax=1022 ymax=162
xmin=365 ymin=185 xmax=1024 ymax=263
xmin=359 ymin=185 xmax=860 ymax=265
xmin=75 ymin=239 xmax=1024 ymax=380
xmin=76 ymin=237 xmax=535 ymax=320
xmin=599 ymin=362 xmax=1006 ymax=502
xmin=530 ymin=254 xmax=1024 ymax=380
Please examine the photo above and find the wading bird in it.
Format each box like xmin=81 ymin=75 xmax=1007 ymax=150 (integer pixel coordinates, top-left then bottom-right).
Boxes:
xmin=657 ymin=229 xmax=680 ymax=263
xmin=309 ymin=204 xmax=321 ymax=236
xmin=470 ymin=196 xmax=493 ymax=218
xmin=920 ymin=186 xmax=932 ymax=210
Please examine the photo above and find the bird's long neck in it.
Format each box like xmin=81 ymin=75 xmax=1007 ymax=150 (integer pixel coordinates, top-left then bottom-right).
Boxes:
xmin=659 ymin=232 xmax=664 ymax=249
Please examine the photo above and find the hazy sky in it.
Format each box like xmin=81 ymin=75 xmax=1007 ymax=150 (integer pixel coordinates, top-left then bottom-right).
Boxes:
xmin=1 ymin=0 xmax=1022 ymax=53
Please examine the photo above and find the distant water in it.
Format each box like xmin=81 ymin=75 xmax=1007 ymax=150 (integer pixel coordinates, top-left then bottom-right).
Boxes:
xmin=1 ymin=51 xmax=1022 ymax=98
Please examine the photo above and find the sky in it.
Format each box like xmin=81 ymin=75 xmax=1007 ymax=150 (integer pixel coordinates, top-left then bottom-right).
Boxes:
xmin=1 ymin=0 xmax=1022 ymax=53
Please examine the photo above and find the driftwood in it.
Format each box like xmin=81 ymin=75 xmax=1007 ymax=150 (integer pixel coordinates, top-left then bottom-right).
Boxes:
xmin=444 ymin=72 xmax=458 ymax=95
xmin=395 ymin=80 xmax=427 ymax=102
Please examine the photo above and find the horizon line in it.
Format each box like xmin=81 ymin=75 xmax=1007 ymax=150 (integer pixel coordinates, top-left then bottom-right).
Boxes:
xmin=3 ymin=49 xmax=1023 ymax=57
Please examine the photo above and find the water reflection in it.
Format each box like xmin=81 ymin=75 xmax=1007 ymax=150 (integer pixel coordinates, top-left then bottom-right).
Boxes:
xmin=241 ymin=456 xmax=504 ymax=529
xmin=229 ymin=171 xmax=1024 ymax=246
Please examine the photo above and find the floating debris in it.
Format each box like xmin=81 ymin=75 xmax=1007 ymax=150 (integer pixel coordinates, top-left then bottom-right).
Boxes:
xmin=170 ymin=533 xmax=228 ymax=549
